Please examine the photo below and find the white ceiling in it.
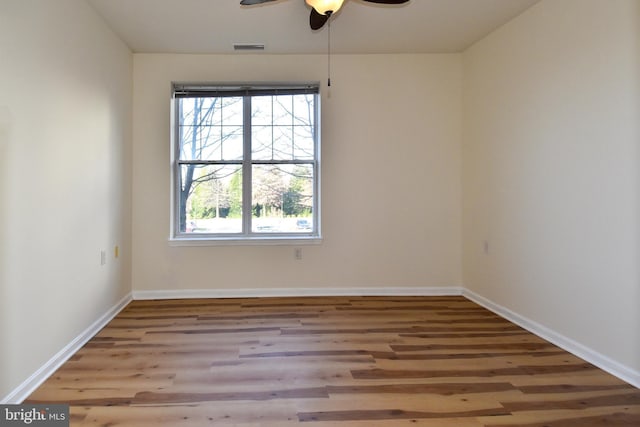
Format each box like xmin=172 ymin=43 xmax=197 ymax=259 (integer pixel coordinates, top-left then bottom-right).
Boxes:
xmin=86 ymin=0 xmax=539 ymax=54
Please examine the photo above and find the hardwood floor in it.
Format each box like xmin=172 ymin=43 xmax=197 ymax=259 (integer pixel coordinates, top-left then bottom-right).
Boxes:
xmin=27 ymin=296 xmax=640 ymax=426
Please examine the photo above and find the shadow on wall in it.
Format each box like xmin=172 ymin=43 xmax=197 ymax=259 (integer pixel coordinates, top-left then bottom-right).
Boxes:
xmin=0 ymin=105 xmax=11 ymax=399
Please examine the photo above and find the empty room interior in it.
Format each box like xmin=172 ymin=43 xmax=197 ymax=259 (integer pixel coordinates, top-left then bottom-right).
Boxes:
xmin=1 ymin=0 xmax=639 ymax=425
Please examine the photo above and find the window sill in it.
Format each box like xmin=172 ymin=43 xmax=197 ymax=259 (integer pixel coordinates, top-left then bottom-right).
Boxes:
xmin=168 ymin=235 xmax=323 ymax=247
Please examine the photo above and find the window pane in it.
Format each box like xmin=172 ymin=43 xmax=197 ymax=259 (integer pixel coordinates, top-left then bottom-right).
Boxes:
xmin=252 ymin=125 xmax=273 ymax=160
xmin=180 ymin=125 xmax=220 ymax=161
xmin=293 ymin=94 xmax=315 ymax=126
xmin=221 ymin=97 xmax=244 ymax=125
xmin=180 ymin=125 xmax=244 ymax=161
xmin=180 ymin=97 xmax=221 ymax=127
xmin=273 ymin=95 xmax=293 ymax=126
xmin=179 ymin=164 xmax=242 ymax=234
xmin=293 ymin=125 xmax=314 ymax=160
xmin=273 ymin=126 xmax=293 ymax=160
xmin=292 ymin=94 xmax=315 ymax=160
xmin=252 ymin=164 xmax=314 ymax=233
xmin=252 ymin=126 xmax=296 ymax=161
xmin=220 ymin=126 xmax=243 ymax=161
xmin=179 ymin=97 xmax=222 ymax=161
xmin=252 ymin=96 xmax=272 ymax=126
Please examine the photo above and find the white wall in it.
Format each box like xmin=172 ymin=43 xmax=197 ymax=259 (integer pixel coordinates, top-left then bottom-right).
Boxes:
xmin=0 ymin=0 xmax=132 ymax=400
xmin=132 ymin=53 xmax=462 ymax=293
xmin=462 ymin=0 xmax=640 ymax=381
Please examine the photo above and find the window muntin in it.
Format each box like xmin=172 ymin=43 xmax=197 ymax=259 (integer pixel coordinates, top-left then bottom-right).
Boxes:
xmin=172 ymin=84 xmax=320 ymax=240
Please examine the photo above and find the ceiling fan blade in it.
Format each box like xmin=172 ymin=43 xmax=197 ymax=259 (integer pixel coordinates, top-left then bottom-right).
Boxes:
xmin=240 ymin=0 xmax=278 ymax=5
xmin=362 ymin=0 xmax=409 ymax=3
xmin=309 ymin=8 xmax=329 ymax=30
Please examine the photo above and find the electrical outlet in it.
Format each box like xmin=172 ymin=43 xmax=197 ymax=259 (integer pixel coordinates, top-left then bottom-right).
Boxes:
xmin=294 ymin=248 xmax=303 ymax=260
xmin=483 ymin=240 xmax=489 ymax=255
xmin=100 ymin=250 xmax=106 ymax=266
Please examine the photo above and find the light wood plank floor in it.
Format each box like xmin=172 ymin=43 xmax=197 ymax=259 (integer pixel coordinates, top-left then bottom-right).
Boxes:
xmin=27 ymin=296 xmax=640 ymax=426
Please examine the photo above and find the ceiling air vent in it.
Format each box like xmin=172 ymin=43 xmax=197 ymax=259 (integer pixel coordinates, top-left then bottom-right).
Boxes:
xmin=234 ymin=43 xmax=265 ymax=51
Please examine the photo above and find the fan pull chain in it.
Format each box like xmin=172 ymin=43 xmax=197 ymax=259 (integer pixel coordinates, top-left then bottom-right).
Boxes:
xmin=327 ymin=15 xmax=331 ymax=87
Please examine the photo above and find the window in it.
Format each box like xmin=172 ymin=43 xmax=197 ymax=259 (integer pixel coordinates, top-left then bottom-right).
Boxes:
xmin=171 ymin=83 xmax=320 ymax=242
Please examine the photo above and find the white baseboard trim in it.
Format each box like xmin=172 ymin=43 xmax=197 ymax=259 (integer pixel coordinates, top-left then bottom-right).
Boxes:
xmin=132 ymin=286 xmax=464 ymax=300
xmin=462 ymin=288 xmax=640 ymax=389
xmin=1 ymin=292 xmax=133 ymax=404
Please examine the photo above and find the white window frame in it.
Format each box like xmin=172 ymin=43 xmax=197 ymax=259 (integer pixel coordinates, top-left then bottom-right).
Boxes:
xmin=170 ymin=82 xmax=321 ymax=245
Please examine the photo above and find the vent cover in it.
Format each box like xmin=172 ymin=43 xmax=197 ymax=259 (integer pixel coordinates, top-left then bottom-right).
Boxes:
xmin=233 ymin=43 xmax=265 ymax=51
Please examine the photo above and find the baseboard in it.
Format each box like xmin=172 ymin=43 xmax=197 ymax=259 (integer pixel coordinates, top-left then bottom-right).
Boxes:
xmin=132 ymin=286 xmax=464 ymax=300
xmin=1 ymin=292 xmax=133 ymax=404
xmin=462 ymin=288 xmax=640 ymax=389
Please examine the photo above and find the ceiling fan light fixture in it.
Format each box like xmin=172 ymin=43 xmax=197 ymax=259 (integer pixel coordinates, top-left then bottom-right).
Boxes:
xmin=305 ymin=0 xmax=344 ymax=16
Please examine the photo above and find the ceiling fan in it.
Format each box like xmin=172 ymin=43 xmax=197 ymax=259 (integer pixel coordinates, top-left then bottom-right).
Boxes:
xmin=240 ymin=0 xmax=410 ymax=30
